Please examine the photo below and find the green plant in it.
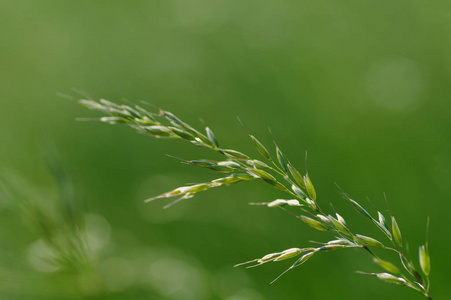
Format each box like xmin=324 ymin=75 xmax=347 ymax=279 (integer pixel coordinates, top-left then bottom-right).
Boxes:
xmin=78 ymin=98 xmax=433 ymax=299
xmin=0 ymin=147 xmax=105 ymax=298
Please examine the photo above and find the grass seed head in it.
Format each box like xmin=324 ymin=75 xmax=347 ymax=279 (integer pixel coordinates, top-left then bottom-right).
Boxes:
xmin=78 ymin=99 xmax=434 ymax=299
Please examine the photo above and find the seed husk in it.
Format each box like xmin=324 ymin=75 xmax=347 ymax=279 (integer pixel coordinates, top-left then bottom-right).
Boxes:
xmin=276 ymin=147 xmax=288 ymax=171
xmin=329 ymin=216 xmax=350 ymax=235
xmin=232 ymin=173 xmax=256 ymax=180
xmin=263 ymin=179 xmax=290 ymax=192
xmin=317 ymin=244 xmax=347 ymax=251
xmin=355 ymin=234 xmax=384 ymax=248
xmin=145 ymin=126 xmax=175 ymax=137
xmin=303 ymin=174 xmax=316 ymax=201
xmin=378 ymin=211 xmax=388 ymax=229
xmin=223 ymin=149 xmax=250 ymax=160
xmin=169 ymin=127 xmax=196 ymax=140
xmin=250 ymin=135 xmax=271 ymax=159
xmin=400 ymin=254 xmax=423 ymax=284
xmin=316 ymin=215 xmax=332 ymax=227
xmin=206 ymin=127 xmax=219 ymax=147
xmin=349 ymin=199 xmax=372 ymax=219
xmin=391 ymin=216 xmax=403 ymax=248
xmin=336 ymin=213 xmax=347 ymax=227
xmin=99 ymin=99 xmax=121 ymax=108
xmin=328 ymin=239 xmax=355 ymax=246
xmin=286 ymin=199 xmax=302 ymax=206
xmin=79 ymin=99 xmax=102 ymax=109
xmin=248 ymin=160 xmax=270 ymax=169
xmin=218 ymin=161 xmax=241 ymax=168
xmin=300 ymin=215 xmax=328 ymax=231
xmin=189 ymin=160 xmax=215 ymax=167
xmin=121 ymin=105 xmax=141 ymax=118
xmin=258 ymin=252 xmax=281 ymax=263
xmin=274 ymin=248 xmax=303 ymax=261
xmin=247 ymin=168 xmax=277 ymax=181
xmin=292 ymin=185 xmax=307 ymax=199
xmin=207 ymin=165 xmax=235 ymax=172
xmin=292 ymin=251 xmax=315 ymax=268
xmin=419 ymin=245 xmax=430 ymax=276
xmin=160 ymin=110 xmax=186 ymax=127
xmin=212 ymin=176 xmax=241 ymax=185
xmin=179 ymin=183 xmax=211 ymax=194
xmin=288 ymin=164 xmax=305 ymax=189
xmin=267 ymin=199 xmax=301 ymax=207
xmin=267 ymin=199 xmax=288 ymax=207
xmin=374 ymin=258 xmax=399 ymax=274
xmin=100 ymin=117 xmax=128 ymax=124
xmin=134 ymin=105 xmax=157 ymax=122
xmin=376 ymin=273 xmax=407 ymax=285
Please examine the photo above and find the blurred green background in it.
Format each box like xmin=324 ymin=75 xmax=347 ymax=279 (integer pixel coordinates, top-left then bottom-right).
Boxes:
xmin=0 ymin=1 xmax=450 ymax=299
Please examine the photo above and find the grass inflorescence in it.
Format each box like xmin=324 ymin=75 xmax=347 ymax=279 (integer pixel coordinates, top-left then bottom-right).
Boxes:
xmin=78 ymin=98 xmax=433 ymax=299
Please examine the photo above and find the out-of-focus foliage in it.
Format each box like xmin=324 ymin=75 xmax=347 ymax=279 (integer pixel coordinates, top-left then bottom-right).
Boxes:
xmin=0 ymin=1 xmax=450 ymax=299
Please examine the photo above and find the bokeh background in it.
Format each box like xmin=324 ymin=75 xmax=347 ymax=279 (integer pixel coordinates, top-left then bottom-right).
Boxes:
xmin=0 ymin=1 xmax=450 ymax=299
